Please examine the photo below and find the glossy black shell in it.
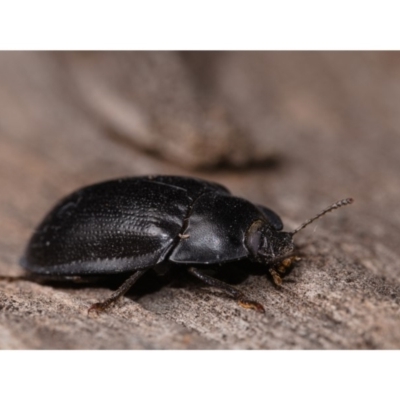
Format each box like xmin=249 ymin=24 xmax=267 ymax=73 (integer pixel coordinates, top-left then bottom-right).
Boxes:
xmin=21 ymin=176 xmax=283 ymax=276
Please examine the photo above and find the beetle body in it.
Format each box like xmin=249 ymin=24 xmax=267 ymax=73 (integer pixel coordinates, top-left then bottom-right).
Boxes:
xmin=22 ymin=176 xmax=293 ymax=275
xmin=21 ymin=176 xmax=352 ymax=313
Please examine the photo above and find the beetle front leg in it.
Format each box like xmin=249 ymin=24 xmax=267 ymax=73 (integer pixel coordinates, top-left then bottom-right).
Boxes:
xmin=88 ymin=269 xmax=148 ymax=315
xmin=269 ymin=268 xmax=282 ymax=286
xmin=276 ymin=255 xmax=302 ymax=274
xmin=188 ymin=267 xmax=265 ymax=313
xmin=269 ymin=255 xmax=302 ymax=286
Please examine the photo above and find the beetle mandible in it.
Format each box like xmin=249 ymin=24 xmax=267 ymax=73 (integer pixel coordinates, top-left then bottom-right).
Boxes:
xmin=21 ymin=175 xmax=353 ymax=313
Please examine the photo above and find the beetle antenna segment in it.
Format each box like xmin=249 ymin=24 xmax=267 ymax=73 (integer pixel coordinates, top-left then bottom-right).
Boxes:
xmin=291 ymin=198 xmax=354 ymax=236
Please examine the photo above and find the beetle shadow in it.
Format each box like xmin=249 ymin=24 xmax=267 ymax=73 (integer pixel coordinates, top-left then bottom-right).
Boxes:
xmin=19 ymin=253 xmax=303 ymax=301
xmin=209 ymin=254 xmax=303 ymax=287
xmin=27 ymin=270 xmax=171 ymax=298
xmin=160 ymin=260 xmax=275 ymax=291
xmin=23 ymin=264 xmax=207 ymax=300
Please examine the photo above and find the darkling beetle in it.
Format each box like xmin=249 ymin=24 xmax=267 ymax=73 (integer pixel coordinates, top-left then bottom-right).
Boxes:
xmin=20 ymin=176 xmax=353 ymax=313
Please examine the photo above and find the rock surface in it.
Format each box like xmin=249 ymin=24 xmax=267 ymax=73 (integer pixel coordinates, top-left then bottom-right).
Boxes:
xmin=1 ymin=52 xmax=399 ymax=349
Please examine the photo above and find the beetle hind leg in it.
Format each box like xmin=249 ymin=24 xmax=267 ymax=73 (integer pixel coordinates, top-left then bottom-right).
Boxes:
xmin=188 ymin=267 xmax=265 ymax=313
xmin=88 ymin=269 xmax=148 ymax=315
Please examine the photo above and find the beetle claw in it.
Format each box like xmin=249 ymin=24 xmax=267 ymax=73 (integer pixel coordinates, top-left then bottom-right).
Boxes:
xmin=269 ymin=269 xmax=282 ymax=286
xmin=238 ymin=298 xmax=265 ymax=313
xmin=87 ymin=302 xmax=106 ymax=317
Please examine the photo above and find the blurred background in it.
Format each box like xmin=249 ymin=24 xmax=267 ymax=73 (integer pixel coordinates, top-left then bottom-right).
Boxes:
xmin=1 ymin=52 xmax=400 ymax=349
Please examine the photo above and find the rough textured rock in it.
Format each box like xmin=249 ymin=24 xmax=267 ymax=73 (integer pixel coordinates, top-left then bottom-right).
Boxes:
xmin=1 ymin=51 xmax=399 ymax=349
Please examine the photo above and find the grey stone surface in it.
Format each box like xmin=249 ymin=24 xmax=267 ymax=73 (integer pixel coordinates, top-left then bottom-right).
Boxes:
xmin=0 ymin=51 xmax=399 ymax=349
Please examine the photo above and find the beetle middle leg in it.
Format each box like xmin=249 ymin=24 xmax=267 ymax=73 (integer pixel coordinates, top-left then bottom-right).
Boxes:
xmin=88 ymin=269 xmax=148 ymax=315
xmin=188 ymin=267 xmax=265 ymax=313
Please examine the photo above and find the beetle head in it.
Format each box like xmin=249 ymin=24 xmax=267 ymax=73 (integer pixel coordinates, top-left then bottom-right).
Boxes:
xmin=246 ymin=198 xmax=354 ymax=264
xmin=245 ymin=220 xmax=294 ymax=263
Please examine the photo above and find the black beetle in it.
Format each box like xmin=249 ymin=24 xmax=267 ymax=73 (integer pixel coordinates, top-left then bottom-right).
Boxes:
xmin=21 ymin=175 xmax=353 ymax=313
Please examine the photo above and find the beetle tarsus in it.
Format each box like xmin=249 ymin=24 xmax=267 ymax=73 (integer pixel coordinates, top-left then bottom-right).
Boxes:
xmin=237 ymin=298 xmax=265 ymax=313
xmin=88 ymin=302 xmax=107 ymax=316
xmin=87 ymin=269 xmax=148 ymax=316
xmin=269 ymin=268 xmax=283 ymax=286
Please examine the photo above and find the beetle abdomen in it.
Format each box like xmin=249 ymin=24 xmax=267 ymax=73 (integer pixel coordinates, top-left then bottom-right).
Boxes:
xmin=22 ymin=179 xmax=191 ymax=275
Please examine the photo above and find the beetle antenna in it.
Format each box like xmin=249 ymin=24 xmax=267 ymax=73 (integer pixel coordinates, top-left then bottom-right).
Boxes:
xmin=291 ymin=198 xmax=354 ymax=236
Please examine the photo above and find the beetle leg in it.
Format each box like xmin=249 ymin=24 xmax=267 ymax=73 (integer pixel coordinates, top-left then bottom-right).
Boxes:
xmin=88 ymin=269 xmax=148 ymax=315
xmin=188 ymin=267 xmax=265 ymax=313
xmin=277 ymin=256 xmax=302 ymax=274
xmin=269 ymin=256 xmax=302 ymax=286
xmin=269 ymin=268 xmax=282 ymax=286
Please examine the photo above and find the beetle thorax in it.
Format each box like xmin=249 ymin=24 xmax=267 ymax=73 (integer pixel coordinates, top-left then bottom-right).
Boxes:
xmin=245 ymin=220 xmax=294 ymax=264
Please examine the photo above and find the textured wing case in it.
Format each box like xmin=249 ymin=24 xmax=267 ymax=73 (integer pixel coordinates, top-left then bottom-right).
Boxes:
xmin=22 ymin=179 xmax=192 ymax=275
